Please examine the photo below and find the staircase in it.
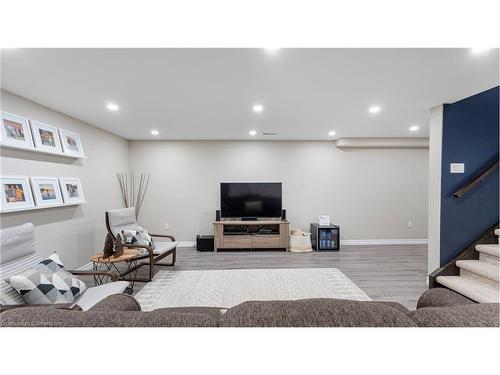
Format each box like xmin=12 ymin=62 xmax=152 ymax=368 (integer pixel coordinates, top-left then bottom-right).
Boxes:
xmin=437 ymin=229 xmax=499 ymax=303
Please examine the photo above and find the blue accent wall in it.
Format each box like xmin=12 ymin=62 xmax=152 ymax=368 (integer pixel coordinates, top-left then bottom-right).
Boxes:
xmin=440 ymin=86 xmax=499 ymax=266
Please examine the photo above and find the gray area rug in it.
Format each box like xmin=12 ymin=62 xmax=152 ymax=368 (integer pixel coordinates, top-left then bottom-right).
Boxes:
xmin=135 ymin=268 xmax=371 ymax=310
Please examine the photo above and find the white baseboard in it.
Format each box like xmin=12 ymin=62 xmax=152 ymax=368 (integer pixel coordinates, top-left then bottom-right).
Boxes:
xmin=341 ymin=239 xmax=428 ymax=246
xmin=178 ymin=241 xmax=196 ymax=248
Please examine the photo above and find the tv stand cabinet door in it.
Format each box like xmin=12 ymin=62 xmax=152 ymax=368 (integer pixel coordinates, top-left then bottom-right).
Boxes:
xmin=252 ymin=235 xmax=281 ymax=248
xmin=223 ymin=236 xmax=252 ymax=249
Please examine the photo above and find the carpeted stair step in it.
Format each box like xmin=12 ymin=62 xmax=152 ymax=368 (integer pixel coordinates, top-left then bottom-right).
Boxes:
xmin=475 ymin=244 xmax=499 ymax=258
xmin=436 ymin=276 xmax=499 ymax=303
xmin=456 ymin=260 xmax=499 ymax=289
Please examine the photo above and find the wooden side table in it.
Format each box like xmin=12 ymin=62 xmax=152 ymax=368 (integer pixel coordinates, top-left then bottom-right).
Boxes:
xmin=90 ymin=249 xmax=140 ymax=293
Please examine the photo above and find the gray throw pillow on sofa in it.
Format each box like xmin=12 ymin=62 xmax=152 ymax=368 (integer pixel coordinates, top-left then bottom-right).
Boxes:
xmin=7 ymin=252 xmax=87 ymax=305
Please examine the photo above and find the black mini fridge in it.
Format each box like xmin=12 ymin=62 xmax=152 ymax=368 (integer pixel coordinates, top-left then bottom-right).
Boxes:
xmin=310 ymin=223 xmax=340 ymax=251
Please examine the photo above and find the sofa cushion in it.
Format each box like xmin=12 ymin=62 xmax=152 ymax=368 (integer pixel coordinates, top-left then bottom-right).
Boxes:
xmin=88 ymin=293 xmax=141 ymax=312
xmin=417 ymin=288 xmax=476 ymax=309
xmin=0 ymin=307 xmax=220 ymax=327
xmin=408 ymin=303 xmax=499 ymax=327
xmin=73 ymin=281 xmax=130 ymax=311
xmin=221 ymin=298 xmax=416 ymax=327
xmin=7 ymin=254 xmax=86 ymax=305
xmin=158 ymin=306 xmax=226 ymax=320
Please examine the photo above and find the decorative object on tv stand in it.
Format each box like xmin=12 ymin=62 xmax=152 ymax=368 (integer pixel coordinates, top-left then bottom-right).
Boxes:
xmin=0 ymin=112 xmax=34 ymax=150
xmin=30 ymin=177 xmax=64 ymax=207
xmin=30 ymin=120 xmax=63 ymax=154
xmin=59 ymin=177 xmax=86 ymax=204
xmin=58 ymin=128 xmax=85 ymax=157
xmin=0 ymin=176 xmax=35 ymax=212
xmin=117 ymin=172 xmax=150 ymax=217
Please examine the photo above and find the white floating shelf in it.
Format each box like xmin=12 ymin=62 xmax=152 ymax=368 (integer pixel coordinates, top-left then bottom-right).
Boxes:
xmin=0 ymin=201 xmax=88 ymax=214
xmin=0 ymin=142 xmax=87 ymax=160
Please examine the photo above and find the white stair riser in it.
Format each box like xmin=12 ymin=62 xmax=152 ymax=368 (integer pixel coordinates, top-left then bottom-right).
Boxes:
xmin=459 ymin=269 xmax=499 ymax=291
xmin=480 ymin=253 xmax=500 ymax=265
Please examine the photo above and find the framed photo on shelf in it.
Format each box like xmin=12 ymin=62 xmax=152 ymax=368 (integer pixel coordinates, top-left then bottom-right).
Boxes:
xmin=30 ymin=121 xmax=63 ymax=154
xmin=59 ymin=177 xmax=85 ymax=204
xmin=0 ymin=176 xmax=35 ymax=212
xmin=58 ymin=128 xmax=85 ymax=157
xmin=0 ymin=112 xmax=34 ymax=150
xmin=30 ymin=177 xmax=64 ymax=207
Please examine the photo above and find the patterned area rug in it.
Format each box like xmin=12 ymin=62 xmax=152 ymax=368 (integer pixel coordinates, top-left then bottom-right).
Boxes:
xmin=135 ymin=268 xmax=371 ymax=310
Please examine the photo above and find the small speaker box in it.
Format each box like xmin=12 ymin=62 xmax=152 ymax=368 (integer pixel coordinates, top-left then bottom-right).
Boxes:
xmin=196 ymin=235 xmax=214 ymax=252
xmin=216 ymin=210 xmax=221 ymax=221
xmin=282 ymin=209 xmax=286 ymax=220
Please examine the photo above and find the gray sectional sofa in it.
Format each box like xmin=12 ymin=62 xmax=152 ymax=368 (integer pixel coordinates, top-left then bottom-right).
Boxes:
xmin=1 ymin=288 xmax=498 ymax=327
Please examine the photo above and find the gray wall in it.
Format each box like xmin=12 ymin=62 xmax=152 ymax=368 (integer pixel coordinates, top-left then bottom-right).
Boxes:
xmin=1 ymin=91 xmax=429 ymax=269
xmin=0 ymin=90 xmax=129 ymax=269
xmin=129 ymin=140 xmax=429 ymax=242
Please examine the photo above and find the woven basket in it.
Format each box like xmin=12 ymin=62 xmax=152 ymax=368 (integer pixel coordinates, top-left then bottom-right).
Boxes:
xmin=289 ymin=230 xmax=313 ymax=253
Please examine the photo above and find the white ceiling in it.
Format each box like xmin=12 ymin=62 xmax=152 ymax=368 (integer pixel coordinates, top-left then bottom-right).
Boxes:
xmin=1 ymin=48 xmax=498 ymax=140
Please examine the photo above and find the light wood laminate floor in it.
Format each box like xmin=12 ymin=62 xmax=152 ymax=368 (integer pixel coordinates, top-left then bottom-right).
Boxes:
xmin=131 ymin=244 xmax=428 ymax=310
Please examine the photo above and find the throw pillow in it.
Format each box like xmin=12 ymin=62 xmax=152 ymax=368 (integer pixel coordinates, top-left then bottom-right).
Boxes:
xmin=37 ymin=252 xmax=65 ymax=272
xmin=7 ymin=253 xmax=87 ymax=305
xmin=121 ymin=226 xmax=155 ymax=250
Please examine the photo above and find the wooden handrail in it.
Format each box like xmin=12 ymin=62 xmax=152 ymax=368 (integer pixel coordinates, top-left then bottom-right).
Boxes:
xmin=453 ymin=160 xmax=499 ymax=198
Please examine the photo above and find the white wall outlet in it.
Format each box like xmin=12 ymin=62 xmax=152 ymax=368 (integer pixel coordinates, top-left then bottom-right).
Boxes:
xmin=164 ymin=223 xmax=170 ymax=230
xmin=407 ymin=220 xmax=413 ymax=228
xmin=450 ymin=163 xmax=465 ymax=174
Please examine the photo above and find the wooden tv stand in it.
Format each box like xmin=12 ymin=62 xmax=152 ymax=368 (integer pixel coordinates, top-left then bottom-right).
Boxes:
xmin=213 ymin=220 xmax=290 ymax=252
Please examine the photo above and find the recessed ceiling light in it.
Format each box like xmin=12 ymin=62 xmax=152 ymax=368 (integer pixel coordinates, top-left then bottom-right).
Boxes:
xmin=470 ymin=48 xmax=492 ymax=55
xmin=106 ymin=102 xmax=119 ymax=111
xmin=368 ymin=105 xmax=381 ymax=114
xmin=249 ymin=130 xmax=257 ymax=136
xmin=409 ymin=125 xmax=420 ymax=132
xmin=328 ymin=131 xmax=337 ymax=137
xmin=151 ymin=130 xmax=159 ymax=136
xmin=253 ymin=104 xmax=264 ymax=113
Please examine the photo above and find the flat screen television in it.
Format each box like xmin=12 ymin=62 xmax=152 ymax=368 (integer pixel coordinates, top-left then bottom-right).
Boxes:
xmin=220 ymin=182 xmax=282 ymax=219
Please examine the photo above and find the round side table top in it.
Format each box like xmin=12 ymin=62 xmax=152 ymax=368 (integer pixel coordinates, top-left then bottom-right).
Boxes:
xmin=91 ymin=249 xmax=139 ymax=264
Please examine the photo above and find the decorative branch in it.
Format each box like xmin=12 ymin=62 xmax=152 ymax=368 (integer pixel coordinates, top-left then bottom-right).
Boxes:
xmin=117 ymin=172 xmax=150 ymax=218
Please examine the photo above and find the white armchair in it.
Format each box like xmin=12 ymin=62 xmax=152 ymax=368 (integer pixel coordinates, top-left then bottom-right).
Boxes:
xmin=105 ymin=207 xmax=177 ymax=282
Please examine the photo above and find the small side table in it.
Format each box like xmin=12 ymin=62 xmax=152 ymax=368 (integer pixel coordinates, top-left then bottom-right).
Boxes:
xmin=90 ymin=249 xmax=139 ymax=293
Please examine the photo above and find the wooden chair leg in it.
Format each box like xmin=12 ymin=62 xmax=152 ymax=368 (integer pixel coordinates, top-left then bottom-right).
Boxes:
xmin=149 ymin=253 xmax=155 ymax=281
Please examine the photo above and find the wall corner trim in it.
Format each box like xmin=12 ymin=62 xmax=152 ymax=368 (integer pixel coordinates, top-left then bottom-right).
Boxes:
xmin=427 ymin=104 xmax=444 ymax=274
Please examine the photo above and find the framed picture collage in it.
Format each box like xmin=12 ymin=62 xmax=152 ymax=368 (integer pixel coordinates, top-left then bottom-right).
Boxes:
xmin=1 ymin=111 xmax=87 ymax=213
xmin=0 ymin=176 xmax=86 ymax=212
xmin=0 ymin=111 xmax=85 ymax=158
